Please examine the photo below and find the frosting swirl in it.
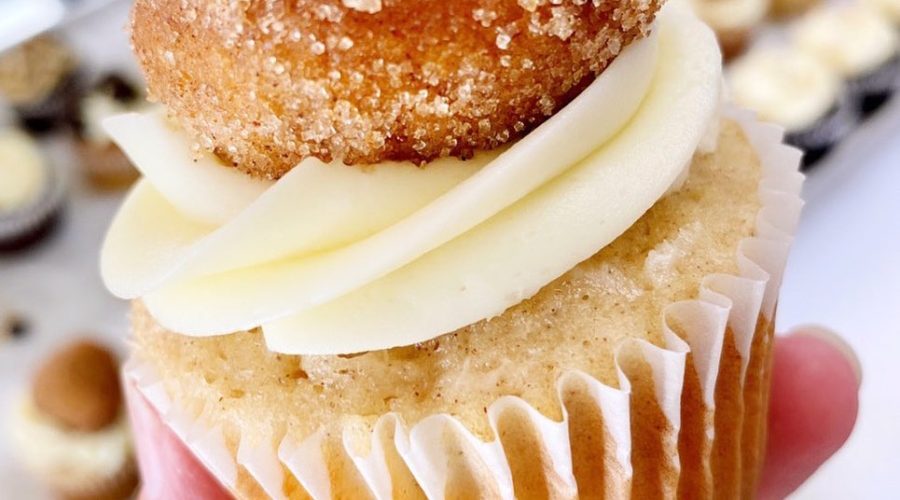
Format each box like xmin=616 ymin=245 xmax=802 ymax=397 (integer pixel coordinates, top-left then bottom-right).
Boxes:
xmin=102 ymin=4 xmax=722 ymax=354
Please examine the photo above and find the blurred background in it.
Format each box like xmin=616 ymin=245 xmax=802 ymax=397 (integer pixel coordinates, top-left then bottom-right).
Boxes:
xmin=0 ymin=0 xmax=896 ymax=498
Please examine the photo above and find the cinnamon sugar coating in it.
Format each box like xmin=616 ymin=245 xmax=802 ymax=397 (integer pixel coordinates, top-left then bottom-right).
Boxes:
xmin=131 ymin=0 xmax=662 ymax=178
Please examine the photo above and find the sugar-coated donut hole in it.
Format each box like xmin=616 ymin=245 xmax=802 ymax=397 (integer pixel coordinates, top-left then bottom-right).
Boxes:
xmin=131 ymin=0 xmax=663 ymax=178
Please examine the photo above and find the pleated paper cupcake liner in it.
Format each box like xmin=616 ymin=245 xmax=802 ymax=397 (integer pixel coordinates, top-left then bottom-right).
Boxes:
xmin=124 ymin=106 xmax=803 ymax=500
xmin=847 ymin=54 xmax=899 ymax=116
xmin=0 ymin=160 xmax=66 ymax=252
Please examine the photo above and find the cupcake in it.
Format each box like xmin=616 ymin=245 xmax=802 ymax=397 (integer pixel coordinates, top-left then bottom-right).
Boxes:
xmin=769 ymin=0 xmax=819 ymax=19
xmin=689 ymin=0 xmax=770 ymax=59
xmin=74 ymin=74 xmax=144 ymax=190
xmin=8 ymin=340 xmax=139 ymax=499
xmin=105 ymin=0 xmax=803 ymax=498
xmin=0 ymin=36 xmax=81 ymax=134
xmin=793 ymin=4 xmax=900 ymax=116
xmin=866 ymin=0 xmax=900 ymax=26
xmin=729 ymin=46 xmax=854 ymax=168
xmin=0 ymin=128 xmax=65 ymax=251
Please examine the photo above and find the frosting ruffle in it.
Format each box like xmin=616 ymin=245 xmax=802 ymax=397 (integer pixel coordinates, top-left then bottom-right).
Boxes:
xmin=103 ymin=4 xmax=722 ymax=354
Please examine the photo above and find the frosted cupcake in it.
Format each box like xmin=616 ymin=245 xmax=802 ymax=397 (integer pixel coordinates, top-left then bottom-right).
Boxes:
xmin=690 ymin=0 xmax=770 ymax=59
xmin=74 ymin=74 xmax=144 ymax=190
xmin=769 ymin=0 xmax=819 ymax=18
xmin=104 ymin=0 xmax=802 ymax=497
xmin=9 ymin=341 xmax=138 ymax=499
xmin=0 ymin=128 xmax=65 ymax=251
xmin=866 ymin=0 xmax=900 ymax=26
xmin=0 ymin=36 xmax=81 ymax=134
xmin=793 ymin=4 xmax=900 ymax=116
xmin=729 ymin=46 xmax=854 ymax=167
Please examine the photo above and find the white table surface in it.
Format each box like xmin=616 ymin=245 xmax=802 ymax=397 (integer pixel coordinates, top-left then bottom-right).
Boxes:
xmin=0 ymin=3 xmax=898 ymax=499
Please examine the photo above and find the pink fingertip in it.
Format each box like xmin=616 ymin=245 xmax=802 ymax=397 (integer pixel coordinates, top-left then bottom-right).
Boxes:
xmin=758 ymin=328 xmax=860 ymax=499
xmin=125 ymin=379 xmax=233 ymax=500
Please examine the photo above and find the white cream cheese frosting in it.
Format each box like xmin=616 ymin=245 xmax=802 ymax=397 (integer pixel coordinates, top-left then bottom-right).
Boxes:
xmin=729 ymin=46 xmax=841 ymax=132
xmin=9 ymin=398 xmax=133 ymax=492
xmin=689 ymin=0 xmax=769 ymax=32
xmin=866 ymin=0 xmax=900 ymax=24
xmin=793 ymin=4 xmax=899 ymax=78
xmin=101 ymin=3 xmax=723 ymax=354
xmin=0 ymin=129 xmax=46 ymax=213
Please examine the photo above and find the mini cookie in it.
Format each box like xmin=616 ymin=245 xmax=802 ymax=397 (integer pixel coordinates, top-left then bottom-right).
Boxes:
xmin=9 ymin=340 xmax=138 ymax=500
xmin=729 ymin=46 xmax=854 ymax=167
xmin=0 ymin=128 xmax=65 ymax=251
xmin=793 ymin=4 xmax=900 ymax=116
xmin=74 ymin=74 xmax=143 ymax=190
xmin=0 ymin=36 xmax=81 ymax=134
xmin=690 ymin=0 xmax=769 ymax=59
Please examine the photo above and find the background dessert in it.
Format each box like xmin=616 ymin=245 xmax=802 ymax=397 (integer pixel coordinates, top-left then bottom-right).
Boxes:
xmin=729 ymin=46 xmax=855 ymax=167
xmin=703 ymin=0 xmax=900 ymax=166
xmin=793 ymin=4 xmax=899 ymax=115
xmin=866 ymin=0 xmax=900 ymax=25
xmin=8 ymin=340 xmax=138 ymax=500
xmin=690 ymin=0 xmax=770 ymax=59
xmin=0 ymin=36 xmax=81 ymax=134
xmin=74 ymin=74 xmax=143 ymax=190
xmin=769 ymin=0 xmax=821 ymax=18
xmin=0 ymin=128 xmax=65 ymax=251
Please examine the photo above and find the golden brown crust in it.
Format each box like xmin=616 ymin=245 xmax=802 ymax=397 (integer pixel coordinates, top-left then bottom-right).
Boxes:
xmin=131 ymin=0 xmax=662 ymax=178
xmin=32 ymin=341 xmax=122 ymax=432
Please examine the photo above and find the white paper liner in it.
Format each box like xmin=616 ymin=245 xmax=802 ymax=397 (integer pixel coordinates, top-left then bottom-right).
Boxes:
xmin=123 ymin=106 xmax=803 ymax=499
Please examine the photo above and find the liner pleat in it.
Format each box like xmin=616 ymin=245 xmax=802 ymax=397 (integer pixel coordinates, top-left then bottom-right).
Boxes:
xmin=124 ymin=107 xmax=803 ymax=500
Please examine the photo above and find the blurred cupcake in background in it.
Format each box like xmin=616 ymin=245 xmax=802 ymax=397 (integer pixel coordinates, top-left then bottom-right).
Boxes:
xmin=769 ymin=0 xmax=820 ymax=18
xmin=0 ymin=128 xmax=65 ymax=251
xmin=8 ymin=340 xmax=138 ymax=500
xmin=729 ymin=45 xmax=854 ymax=167
xmin=690 ymin=0 xmax=770 ymax=59
xmin=0 ymin=36 xmax=81 ymax=134
xmin=74 ymin=74 xmax=143 ymax=190
xmin=793 ymin=4 xmax=899 ymax=116
xmin=866 ymin=0 xmax=900 ymax=27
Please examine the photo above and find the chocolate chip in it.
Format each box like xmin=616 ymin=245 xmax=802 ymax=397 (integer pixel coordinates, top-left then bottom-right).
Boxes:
xmin=9 ymin=316 xmax=28 ymax=339
xmin=2 ymin=313 xmax=29 ymax=340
